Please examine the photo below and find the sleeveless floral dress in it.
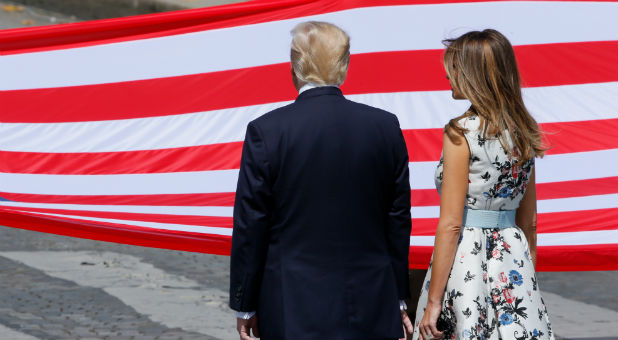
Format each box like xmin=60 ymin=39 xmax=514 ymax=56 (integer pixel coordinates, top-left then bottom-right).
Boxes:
xmin=412 ymin=115 xmax=555 ymax=340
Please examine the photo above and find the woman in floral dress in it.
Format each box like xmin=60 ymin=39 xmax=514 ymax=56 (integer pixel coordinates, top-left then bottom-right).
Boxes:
xmin=412 ymin=29 xmax=554 ymax=340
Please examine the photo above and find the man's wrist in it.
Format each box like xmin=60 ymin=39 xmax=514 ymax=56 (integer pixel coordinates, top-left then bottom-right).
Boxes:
xmin=399 ymin=299 xmax=407 ymax=311
xmin=236 ymin=311 xmax=256 ymax=319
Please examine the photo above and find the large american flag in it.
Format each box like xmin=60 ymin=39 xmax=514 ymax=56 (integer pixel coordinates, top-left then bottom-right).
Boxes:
xmin=0 ymin=0 xmax=616 ymax=271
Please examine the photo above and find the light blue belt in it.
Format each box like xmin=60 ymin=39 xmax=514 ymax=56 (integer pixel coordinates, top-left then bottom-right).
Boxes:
xmin=462 ymin=208 xmax=516 ymax=229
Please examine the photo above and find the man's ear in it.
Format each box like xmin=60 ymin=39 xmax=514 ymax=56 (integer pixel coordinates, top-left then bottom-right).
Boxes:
xmin=291 ymin=68 xmax=304 ymax=91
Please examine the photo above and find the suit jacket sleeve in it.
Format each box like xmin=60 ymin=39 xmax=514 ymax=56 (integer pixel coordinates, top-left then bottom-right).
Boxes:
xmin=387 ymin=115 xmax=412 ymax=300
xmin=229 ymin=122 xmax=273 ymax=312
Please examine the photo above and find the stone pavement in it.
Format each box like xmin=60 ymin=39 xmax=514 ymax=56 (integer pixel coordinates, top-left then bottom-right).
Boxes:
xmin=1 ymin=0 xmax=248 ymax=28
xmin=0 ymin=226 xmax=232 ymax=340
xmin=0 ymin=1 xmax=78 ymax=29
xmin=0 ymin=226 xmax=616 ymax=340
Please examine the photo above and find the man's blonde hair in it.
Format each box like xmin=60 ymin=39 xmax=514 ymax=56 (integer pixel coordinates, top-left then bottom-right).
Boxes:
xmin=290 ymin=21 xmax=350 ymax=86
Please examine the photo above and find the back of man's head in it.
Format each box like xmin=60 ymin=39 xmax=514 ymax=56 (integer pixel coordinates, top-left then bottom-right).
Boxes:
xmin=290 ymin=21 xmax=350 ymax=86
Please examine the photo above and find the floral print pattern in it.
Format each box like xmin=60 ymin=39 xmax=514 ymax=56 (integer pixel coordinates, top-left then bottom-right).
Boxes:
xmin=412 ymin=228 xmax=555 ymax=340
xmin=415 ymin=115 xmax=554 ymax=339
xmin=435 ymin=115 xmax=534 ymax=211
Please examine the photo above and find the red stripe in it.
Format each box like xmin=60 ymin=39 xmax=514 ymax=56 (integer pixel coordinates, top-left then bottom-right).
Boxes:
xmin=0 ymin=0 xmax=311 ymax=55
xmin=413 ymin=176 xmax=618 ymax=207
xmin=537 ymin=208 xmax=618 ymax=233
xmin=516 ymin=41 xmax=618 ymax=88
xmin=536 ymin=177 xmax=618 ymax=200
xmin=0 ymin=208 xmax=232 ymax=255
xmin=0 ymin=142 xmax=243 ymax=174
xmin=411 ymin=189 xmax=441 ymax=207
xmin=409 ymin=246 xmax=434 ymax=270
xmin=1 ymin=206 xmax=233 ymax=228
xmin=404 ymin=119 xmax=618 ymax=162
xmin=1 ymin=176 xmax=615 ymax=207
xmin=2 ymin=204 xmax=615 ymax=236
xmin=346 ymin=41 xmax=618 ymax=94
xmin=541 ymin=119 xmax=618 ymax=155
xmin=535 ymin=244 xmax=618 ymax=271
xmin=0 ymin=191 xmax=236 ymax=206
xmin=3 ymin=0 xmax=611 ymax=55
xmin=1 ymin=119 xmax=615 ymax=175
xmin=409 ymin=244 xmax=618 ymax=271
xmin=3 ymin=42 xmax=616 ymax=123
xmin=1 ymin=208 xmax=615 ymax=271
xmin=411 ymin=208 xmax=618 ymax=235
xmin=403 ymin=128 xmax=444 ymax=162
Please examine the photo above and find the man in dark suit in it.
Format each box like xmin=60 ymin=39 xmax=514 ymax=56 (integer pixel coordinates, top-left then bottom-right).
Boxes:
xmin=230 ymin=21 xmax=413 ymax=340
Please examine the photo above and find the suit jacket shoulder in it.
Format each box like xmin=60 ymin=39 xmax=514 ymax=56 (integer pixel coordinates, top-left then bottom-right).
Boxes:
xmin=252 ymin=91 xmax=400 ymax=134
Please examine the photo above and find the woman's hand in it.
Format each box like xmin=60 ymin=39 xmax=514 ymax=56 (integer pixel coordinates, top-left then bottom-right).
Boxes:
xmin=418 ymin=301 xmax=443 ymax=340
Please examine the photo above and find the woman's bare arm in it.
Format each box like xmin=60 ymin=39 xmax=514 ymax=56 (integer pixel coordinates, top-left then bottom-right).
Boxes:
xmin=515 ymin=168 xmax=537 ymax=267
xmin=418 ymin=132 xmax=469 ymax=340
xmin=426 ymin=132 xmax=470 ymax=305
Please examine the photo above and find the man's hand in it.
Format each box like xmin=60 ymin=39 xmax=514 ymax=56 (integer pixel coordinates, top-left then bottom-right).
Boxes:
xmin=399 ymin=309 xmax=414 ymax=340
xmin=237 ymin=314 xmax=260 ymax=340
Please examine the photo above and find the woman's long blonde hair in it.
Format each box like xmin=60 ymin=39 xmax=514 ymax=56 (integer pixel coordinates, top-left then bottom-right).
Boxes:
xmin=443 ymin=29 xmax=545 ymax=162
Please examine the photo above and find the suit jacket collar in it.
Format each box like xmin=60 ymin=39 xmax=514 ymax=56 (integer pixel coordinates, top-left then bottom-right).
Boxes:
xmin=295 ymin=86 xmax=343 ymax=102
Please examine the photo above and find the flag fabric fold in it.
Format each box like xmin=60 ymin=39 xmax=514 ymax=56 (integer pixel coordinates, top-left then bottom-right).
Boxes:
xmin=1 ymin=0 xmax=616 ymax=271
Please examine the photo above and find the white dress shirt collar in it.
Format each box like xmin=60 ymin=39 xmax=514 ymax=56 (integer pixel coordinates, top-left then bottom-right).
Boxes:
xmin=298 ymin=83 xmax=339 ymax=94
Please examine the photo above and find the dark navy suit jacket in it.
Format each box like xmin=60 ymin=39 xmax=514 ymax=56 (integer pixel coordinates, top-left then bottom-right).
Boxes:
xmin=229 ymin=86 xmax=411 ymax=339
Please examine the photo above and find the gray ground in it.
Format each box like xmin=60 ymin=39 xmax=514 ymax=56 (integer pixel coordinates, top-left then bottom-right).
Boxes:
xmin=0 ymin=227 xmax=231 ymax=340
xmin=537 ymin=271 xmax=617 ymax=312
xmin=0 ymin=1 xmax=78 ymax=29
xmin=0 ymin=0 xmax=248 ymax=29
xmin=0 ymin=226 xmax=616 ymax=340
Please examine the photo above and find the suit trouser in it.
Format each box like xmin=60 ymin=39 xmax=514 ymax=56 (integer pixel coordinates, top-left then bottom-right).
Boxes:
xmin=406 ymin=269 xmax=428 ymax=325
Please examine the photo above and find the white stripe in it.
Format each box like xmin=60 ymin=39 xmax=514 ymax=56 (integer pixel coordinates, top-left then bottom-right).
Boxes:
xmin=410 ymin=206 xmax=441 ymax=218
xmin=410 ymin=230 xmax=618 ymax=247
xmin=0 ymin=201 xmax=233 ymax=217
xmin=11 ymin=209 xmax=233 ymax=236
xmin=0 ymin=169 xmax=241 ymax=195
xmin=411 ymin=194 xmax=618 ymax=218
xmin=2 ymin=2 xmax=616 ymax=90
xmin=537 ymin=229 xmax=618 ymax=246
xmin=538 ymin=194 xmax=618 ymax=213
xmin=0 ymin=150 xmax=614 ymax=195
xmin=410 ymin=235 xmax=435 ymax=246
xmin=0 ymin=101 xmax=285 ymax=153
xmin=1 ymin=193 xmax=614 ymax=220
xmin=2 ymin=192 xmax=615 ymax=220
xmin=1 ymin=83 xmax=615 ymax=153
xmin=520 ymin=83 xmax=618 ymax=124
xmin=535 ymin=149 xmax=618 ymax=184
xmin=412 ymin=149 xmax=618 ymax=190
